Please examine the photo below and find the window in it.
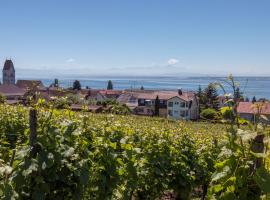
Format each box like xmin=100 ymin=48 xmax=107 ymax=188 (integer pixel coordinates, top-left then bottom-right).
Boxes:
xmin=180 ymin=102 xmax=186 ymax=107
xmin=174 ymin=110 xmax=179 ymax=115
xmin=175 ymin=101 xmax=179 ymax=105
xmin=168 ymin=110 xmax=173 ymax=116
xmin=180 ymin=111 xmax=186 ymax=117
xmin=168 ymin=102 xmax=173 ymax=107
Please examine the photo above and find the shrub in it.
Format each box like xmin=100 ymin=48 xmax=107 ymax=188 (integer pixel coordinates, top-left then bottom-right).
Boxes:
xmin=200 ymin=108 xmax=219 ymax=120
xmin=0 ymin=94 xmax=6 ymax=104
xmin=220 ymin=106 xmax=233 ymax=120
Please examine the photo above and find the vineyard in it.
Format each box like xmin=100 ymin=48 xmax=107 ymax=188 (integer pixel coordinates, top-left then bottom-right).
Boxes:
xmin=0 ymin=103 xmax=269 ymax=200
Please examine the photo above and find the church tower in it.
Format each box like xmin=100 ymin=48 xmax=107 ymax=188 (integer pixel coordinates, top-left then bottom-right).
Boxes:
xmin=2 ymin=59 xmax=15 ymax=85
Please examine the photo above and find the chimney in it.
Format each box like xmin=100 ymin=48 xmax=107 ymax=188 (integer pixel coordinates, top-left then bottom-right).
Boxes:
xmin=178 ymin=88 xmax=182 ymax=95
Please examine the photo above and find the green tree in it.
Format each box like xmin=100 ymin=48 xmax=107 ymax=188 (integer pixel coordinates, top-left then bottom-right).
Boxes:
xmin=154 ymin=95 xmax=160 ymax=116
xmin=197 ymin=85 xmax=205 ymax=111
xmin=73 ymin=80 xmax=81 ymax=90
xmin=107 ymin=80 xmax=113 ymax=90
xmin=203 ymin=83 xmax=219 ymax=110
xmin=235 ymin=87 xmax=244 ymax=101
xmin=140 ymin=85 xmax=144 ymax=90
xmin=252 ymin=96 xmax=257 ymax=103
xmin=54 ymin=78 xmax=59 ymax=87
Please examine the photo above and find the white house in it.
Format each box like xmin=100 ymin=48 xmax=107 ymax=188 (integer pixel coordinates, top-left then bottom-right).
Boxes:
xmin=167 ymin=95 xmax=199 ymax=120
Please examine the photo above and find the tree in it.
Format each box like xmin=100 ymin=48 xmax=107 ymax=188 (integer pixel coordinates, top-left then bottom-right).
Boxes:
xmin=54 ymin=78 xmax=59 ymax=87
xmin=203 ymin=83 xmax=219 ymax=110
xmin=235 ymin=87 xmax=244 ymax=101
xmin=140 ymin=86 xmax=144 ymax=90
xmin=73 ymin=80 xmax=81 ymax=90
xmin=245 ymin=97 xmax=250 ymax=102
xmin=154 ymin=95 xmax=160 ymax=116
xmin=107 ymin=80 xmax=113 ymax=90
xmin=197 ymin=85 xmax=205 ymax=111
xmin=252 ymin=96 xmax=257 ymax=104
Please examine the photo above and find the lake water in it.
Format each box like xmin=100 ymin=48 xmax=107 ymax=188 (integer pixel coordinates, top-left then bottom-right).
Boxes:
xmin=24 ymin=76 xmax=270 ymax=99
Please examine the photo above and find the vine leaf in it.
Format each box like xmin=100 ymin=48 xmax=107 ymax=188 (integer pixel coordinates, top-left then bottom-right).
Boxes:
xmin=254 ymin=167 xmax=270 ymax=194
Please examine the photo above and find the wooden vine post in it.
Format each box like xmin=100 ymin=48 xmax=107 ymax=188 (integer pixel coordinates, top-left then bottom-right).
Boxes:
xmin=251 ymin=134 xmax=265 ymax=169
xmin=29 ymin=109 xmax=37 ymax=155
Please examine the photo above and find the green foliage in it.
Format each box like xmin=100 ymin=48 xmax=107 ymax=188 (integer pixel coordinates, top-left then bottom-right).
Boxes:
xmin=0 ymin=104 xmax=223 ymax=199
xmin=200 ymin=108 xmax=219 ymax=120
xmin=0 ymin=94 xmax=6 ymax=104
xmin=107 ymin=80 xmax=113 ymax=90
xmin=73 ymin=80 xmax=81 ymax=90
xmin=53 ymin=96 xmax=72 ymax=109
xmin=197 ymin=83 xmax=220 ymax=112
xmin=221 ymin=106 xmax=233 ymax=120
xmin=54 ymin=78 xmax=59 ymax=87
xmin=208 ymin=74 xmax=270 ymax=200
xmin=203 ymin=83 xmax=220 ymax=110
xmin=252 ymin=96 xmax=257 ymax=103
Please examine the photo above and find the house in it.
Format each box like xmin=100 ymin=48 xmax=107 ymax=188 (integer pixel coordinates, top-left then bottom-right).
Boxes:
xmin=237 ymin=102 xmax=270 ymax=124
xmin=116 ymin=92 xmax=140 ymax=111
xmin=16 ymin=80 xmax=46 ymax=91
xmin=0 ymin=84 xmax=25 ymax=100
xmin=85 ymin=90 xmax=124 ymax=102
xmin=135 ymin=89 xmax=199 ymax=120
xmin=98 ymin=90 xmax=123 ymax=100
xmin=2 ymin=59 xmax=15 ymax=85
xmin=85 ymin=89 xmax=105 ymax=101
xmin=167 ymin=96 xmax=198 ymax=120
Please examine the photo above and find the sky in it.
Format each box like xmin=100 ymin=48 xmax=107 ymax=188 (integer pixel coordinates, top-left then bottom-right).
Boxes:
xmin=0 ymin=0 xmax=270 ymax=77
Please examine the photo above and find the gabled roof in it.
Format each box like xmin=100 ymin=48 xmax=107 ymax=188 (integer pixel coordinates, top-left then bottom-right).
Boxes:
xmin=3 ymin=60 xmax=15 ymax=71
xmin=137 ymin=91 xmax=195 ymax=102
xmin=237 ymin=102 xmax=270 ymax=115
xmin=0 ymin=84 xmax=25 ymax=96
xmin=99 ymin=90 xmax=123 ymax=95
xmin=16 ymin=80 xmax=45 ymax=90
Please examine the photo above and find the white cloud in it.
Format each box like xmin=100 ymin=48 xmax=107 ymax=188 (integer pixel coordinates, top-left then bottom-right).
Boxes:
xmin=66 ymin=58 xmax=75 ymax=63
xmin=167 ymin=58 xmax=179 ymax=65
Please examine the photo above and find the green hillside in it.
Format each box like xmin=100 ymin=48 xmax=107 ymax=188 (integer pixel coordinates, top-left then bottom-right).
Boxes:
xmin=0 ymin=104 xmax=269 ymax=199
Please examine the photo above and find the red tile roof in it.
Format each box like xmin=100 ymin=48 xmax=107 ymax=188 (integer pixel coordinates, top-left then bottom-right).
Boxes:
xmin=0 ymin=84 xmax=25 ymax=96
xmin=237 ymin=102 xmax=270 ymax=115
xmin=16 ymin=80 xmax=45 ymax=90
xmin=3 ymin=60 xmax=15 ymax=71
xmin=137 ymin=91 xmax=195 ymax=102
xmin=99 ymin=90 xmax=123 ymax=95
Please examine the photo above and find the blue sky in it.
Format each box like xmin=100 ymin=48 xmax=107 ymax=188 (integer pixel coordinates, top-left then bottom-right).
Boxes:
xmin=0 ymin=0 xmax=270 ymax=77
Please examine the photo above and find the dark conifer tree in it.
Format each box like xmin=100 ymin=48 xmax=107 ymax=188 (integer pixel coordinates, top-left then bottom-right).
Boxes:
xmin=252 ymin=96 xmax=257 ymax=103
xmin=73 ymin=80 xmax=81 ymax=90
xmin=107 ymin=80 xmax=113 ymax=90
xmin=204 ymin=83 xmax=219 ymax=110
xmin=154 ymin=95 xmax=160 ymax=116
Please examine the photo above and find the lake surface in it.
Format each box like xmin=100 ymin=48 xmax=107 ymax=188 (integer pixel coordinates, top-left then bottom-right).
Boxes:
xmin=20 ymin=76 xmax=270 ymax=99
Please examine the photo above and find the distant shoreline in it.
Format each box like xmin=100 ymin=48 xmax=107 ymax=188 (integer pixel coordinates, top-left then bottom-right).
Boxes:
xmin=9 ymin=76 xmax=270 ymax=99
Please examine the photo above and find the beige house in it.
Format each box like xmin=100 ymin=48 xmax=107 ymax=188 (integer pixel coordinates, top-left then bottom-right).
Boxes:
xmin=135 ymin=90 xmax=199 ymax=120
xmin=167 ymin=96 xmax=199 ymax=120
